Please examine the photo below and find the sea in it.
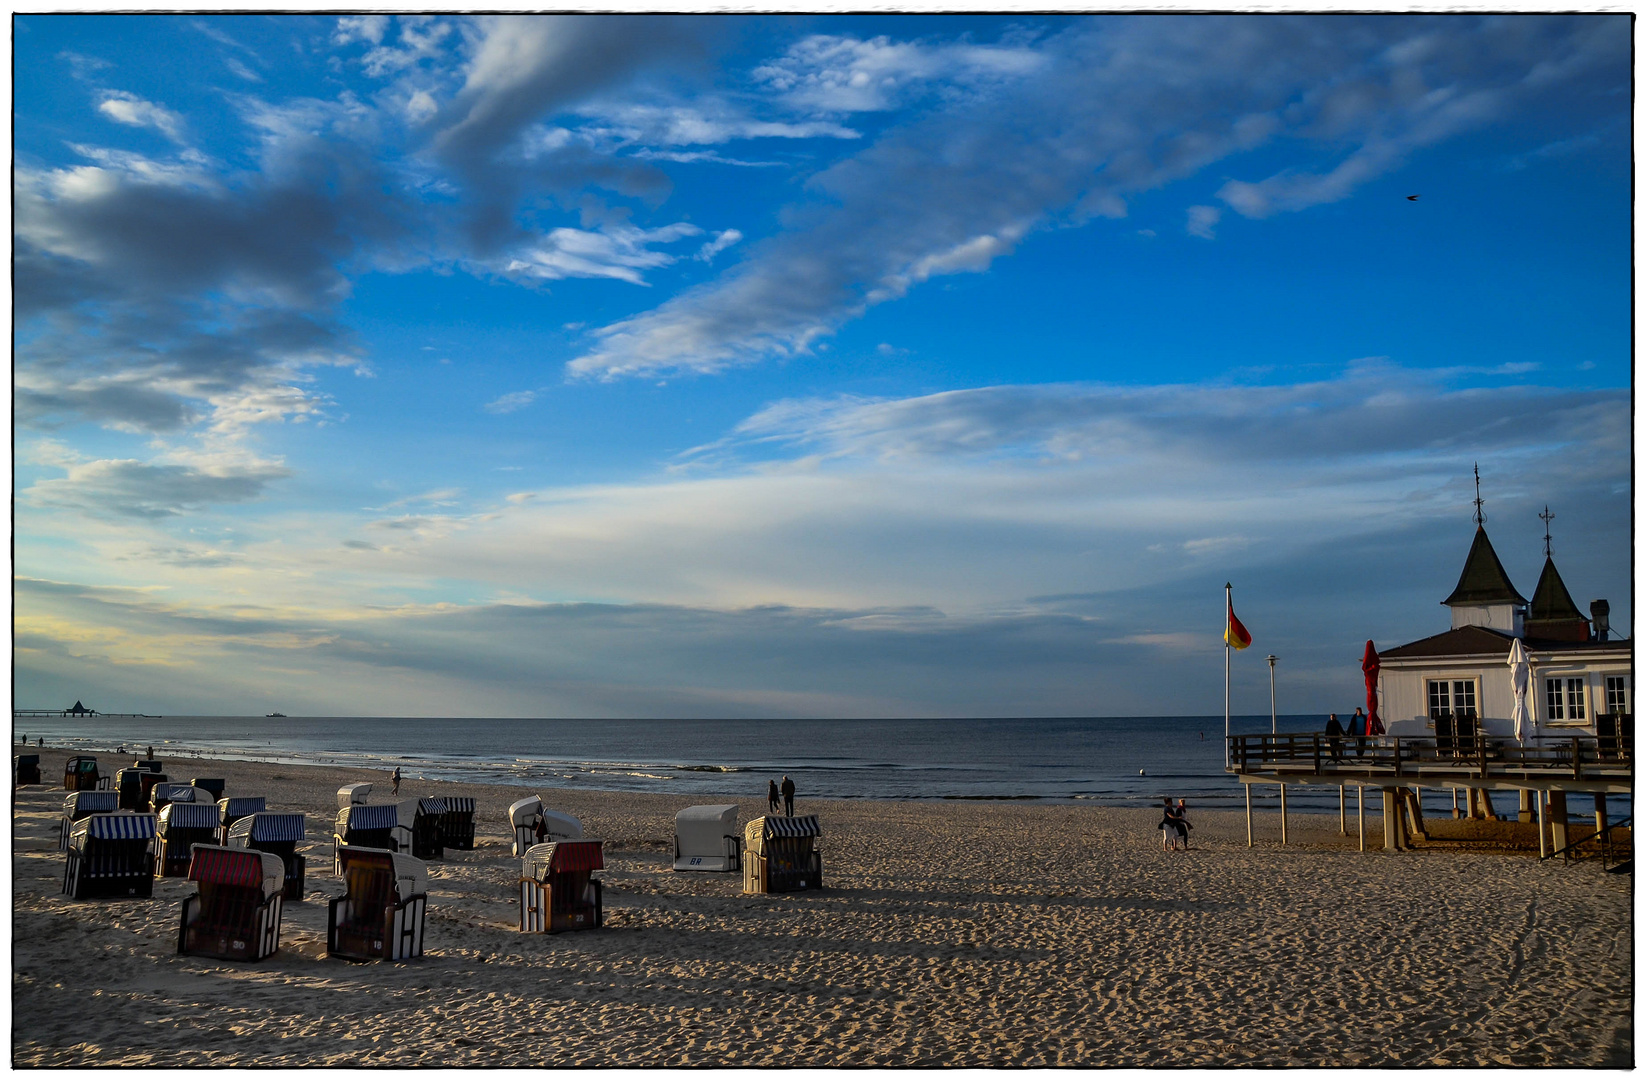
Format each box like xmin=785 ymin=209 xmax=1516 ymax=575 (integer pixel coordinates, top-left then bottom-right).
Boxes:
xmin=11 ymin=714 xmax=1608 ymax=817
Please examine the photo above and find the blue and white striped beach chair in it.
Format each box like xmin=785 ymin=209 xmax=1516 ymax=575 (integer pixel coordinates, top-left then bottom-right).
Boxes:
xmin=63 ymin=812 xmax=157 ymax=899
xmin=226 ymin=812 xmax=308 ymax=900
xmin=59 ymin=790 xmax=120 ymax=851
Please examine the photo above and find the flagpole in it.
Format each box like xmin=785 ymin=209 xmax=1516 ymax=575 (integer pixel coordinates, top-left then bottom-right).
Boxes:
xmin=1224 ymin=582 xmax=1232 ymax=758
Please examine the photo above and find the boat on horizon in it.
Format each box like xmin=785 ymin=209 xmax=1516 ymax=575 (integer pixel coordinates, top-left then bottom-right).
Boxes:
xmin=266 ymin=712 xmax=287 ymax=718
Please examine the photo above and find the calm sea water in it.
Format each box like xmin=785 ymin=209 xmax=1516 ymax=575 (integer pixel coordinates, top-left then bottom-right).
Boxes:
xmin=14 ymin=714 xmax=1614 ymax=817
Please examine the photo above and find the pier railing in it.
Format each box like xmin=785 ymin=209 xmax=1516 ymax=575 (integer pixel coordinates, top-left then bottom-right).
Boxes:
xmin=1227 ymin=732 xmax=1632 ymax=783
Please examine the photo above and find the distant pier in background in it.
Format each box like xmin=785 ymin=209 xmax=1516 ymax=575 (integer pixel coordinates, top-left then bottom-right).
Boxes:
xmin=13 ymin=701 xmax=161 ymax=719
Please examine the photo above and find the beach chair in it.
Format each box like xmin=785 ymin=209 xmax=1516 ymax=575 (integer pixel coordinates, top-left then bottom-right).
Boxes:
xmin=334 ymin=804 xmax=401 ymax=873
xmin=440 ymin=797 xmax=477 ymax=850
xmin=158 ymin=801 xmax=223 ymax=876
xmin=137 ymin=770 xmax=170 ymax=808
xmin=115 ymin=768 xmax=147 ymax=811
xmin=673 ymin=805 xmax=742 ymax=871
xmin=519 ymin=841 xmax=604 ymax=933
xmin=508 ymin=797 xmax=582 ymax=857
xmin=63 ymin=813 xmax=157 ymax=900
xmin=337 ymin=783 xmax=372 ymax=809
xmin=177 ymin=845 xmax=286 ymax=962
xmin=136 ymin=760 xmax=164 ymax=772
xmin=743 ymin=815 xmax=823 ymax=895
xmin=1454 ymin=712 xmax=1480 ymax=757
xmin=63 ymin=756 xmax=100 ymax=791
xmin=398 ymin=798 xmax=446 ymax=860
xmin=218 ymin=796 xmax=268 ymax=842
xmin=327 ymin=846 xmax=428 ymax=961
xmin=151 ymin=783 xmax=207 ymax=814
xmin=1433 ymin=712 xmax=1455 ymax=757
xmin=225 ymin=812 xmax=308 ymax=901
xmin=190 ymin=778 xmax=226 ymax=801
xmin=59 ymin=790 xmax=120 ymax=851
xmin=16 ymin=754 xmax=41 ymax=786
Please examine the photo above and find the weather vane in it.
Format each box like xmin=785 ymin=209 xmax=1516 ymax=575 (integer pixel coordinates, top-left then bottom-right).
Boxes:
xmin=1472 ymin=463 xmax=1485 ymax=527
xmin=1539 ymin=505 xmax=1555 ymax=558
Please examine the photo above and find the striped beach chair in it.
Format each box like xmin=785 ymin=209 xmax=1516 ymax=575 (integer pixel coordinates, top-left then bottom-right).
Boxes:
xmin=177 ymin=845 xmax=286 ymax=961
xmin=509 ymin=796 xmax=583 ymax=857
xmin=225 ymin=812 xmax=308 ymax=901
xmin=398 ymin=797 xmax=446 ymax=860
xmin=63 ymin=812 xmax=157 ymax=899
xmin=218 ymin=796 xmax=268 ymax=842
xmin=327 ymin=847 xmax=428 ymax=961
xmin=16 ymin=754 xmax=41 ymax=786
xmin=742 ymin=815 xmax=823 ymax=895
xmin=158 ymin=801 xmax=222 ymax=876
xmin=59 ymin=790 xmax=120 ymax=851
xmin=519 ymin=841 xmax=604 ymax=933
xmin=440 ymin=797 xmax=477 ymax=850
xmin=151 ymin=783 xmax=207 ymax=814
xmin=334 ymin=804 xmax=401 ymax=873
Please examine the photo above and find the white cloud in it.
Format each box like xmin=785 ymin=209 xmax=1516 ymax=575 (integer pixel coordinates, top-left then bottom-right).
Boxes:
xmin=485 ymin=390 xmax=538 ymax=414
xmin=97 ymin=92 xmax=187 ymax=142
xmin=569 ymin=17 xmax=1627 ymax=380
xmin=752 ymin=33 xmax=1046 ymax=113
xmin=1185 ymin=205 xmax=1220 ymax=239
xmin=334 ymin=15 xmax=389 ymax=47
xmin=496 ymin=222 xmax=703 ymax=285
xmin=695 ymin=229 xmax=742 ymax=262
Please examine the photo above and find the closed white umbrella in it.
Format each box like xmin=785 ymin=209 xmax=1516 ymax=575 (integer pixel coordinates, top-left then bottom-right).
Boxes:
xmin=1507 ymin=638 xmax=1531 ymax=743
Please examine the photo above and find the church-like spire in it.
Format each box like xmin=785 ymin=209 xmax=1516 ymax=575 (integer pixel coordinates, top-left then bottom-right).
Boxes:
xmin=1524 ymin=509 xmax=1590 ymax=641
xmin=1442 ymin=525 xmax=1528 ymax=607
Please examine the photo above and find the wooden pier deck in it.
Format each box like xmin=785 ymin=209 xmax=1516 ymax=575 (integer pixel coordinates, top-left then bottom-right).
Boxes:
xmin=1226 ymin=732 xmax=1632 ymax=854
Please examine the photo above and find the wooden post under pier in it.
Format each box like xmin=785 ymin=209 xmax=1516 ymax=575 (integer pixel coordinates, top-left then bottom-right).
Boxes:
xmin=1382 ymin=788 xmax=1399 ymax=851
xmin=1594 ymin=793 xmax=1607 ymax=838
xmin=1339 ymin=785 xmax=1346 ymax=835
xmin=1245 ymin=782 xmax=1253 ymax=848
xmin=1357 ymin=785 xmax=1365 ymax=851
xmin=1279 ymin=783 xmax=1288 ymax=846
xmin=1548 ymin=789 xmax=1569 ymax=852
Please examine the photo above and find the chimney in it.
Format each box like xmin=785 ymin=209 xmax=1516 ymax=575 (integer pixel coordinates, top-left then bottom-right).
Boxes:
xmin=1590 ymin=599 xmax=1610 ymax=642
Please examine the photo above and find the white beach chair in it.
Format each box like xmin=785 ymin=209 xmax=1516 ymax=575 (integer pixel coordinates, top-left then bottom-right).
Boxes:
xmin=673 ymin=804 xmax=742 ymax=871
xmin=328 ymin=846 xmax=429 ymax=961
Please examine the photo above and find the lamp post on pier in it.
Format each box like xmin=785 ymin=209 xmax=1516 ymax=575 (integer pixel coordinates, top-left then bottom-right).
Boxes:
xmin=1266 ymin=655 xmax=1279 ymax=734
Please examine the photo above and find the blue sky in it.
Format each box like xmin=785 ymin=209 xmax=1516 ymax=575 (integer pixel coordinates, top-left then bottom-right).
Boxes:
xmin=13 ymin=13 xmax=1633 ymax=718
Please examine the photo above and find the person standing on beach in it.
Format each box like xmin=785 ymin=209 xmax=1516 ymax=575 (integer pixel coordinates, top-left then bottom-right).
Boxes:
xmin=392 ymin=766 xmax=401 ymax=795
xmin=1175 ymin=800 xmax=1194 ymax=850
xmin=767 ymin=778 xmax=780 ymax=814
xmin=780 ymin=775 xmax=796 ymax=817
xmin=1158 ymin=797 xmax=1178 ymax=850
xmin=146 ymin=746 xmax=153 ymax=760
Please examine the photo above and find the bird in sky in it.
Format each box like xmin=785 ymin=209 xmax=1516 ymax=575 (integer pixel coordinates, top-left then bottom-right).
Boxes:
xmin=1406 ymin=194 xmax=1421 ymax=201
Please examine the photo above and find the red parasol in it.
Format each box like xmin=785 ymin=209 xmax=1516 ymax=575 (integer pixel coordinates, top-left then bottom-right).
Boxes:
xmin=1361 ymin=640 xmax=1384 ymax=736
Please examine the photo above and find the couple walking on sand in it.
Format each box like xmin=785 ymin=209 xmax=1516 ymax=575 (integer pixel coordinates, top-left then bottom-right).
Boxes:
xmin=1158 ymin=798 xmax=1193 ymax=851
xmin=767 ymin=775 xmax=796 ymax=816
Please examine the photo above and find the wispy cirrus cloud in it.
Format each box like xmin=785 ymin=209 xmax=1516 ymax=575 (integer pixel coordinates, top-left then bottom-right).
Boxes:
xmin=569 ymin=15 xmax=1627 ymax=380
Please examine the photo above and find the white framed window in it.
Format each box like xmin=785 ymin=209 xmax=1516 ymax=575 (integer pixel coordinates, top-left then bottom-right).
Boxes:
xmin=1427 ymin=679 xmax=1478 ymax=717
xmin=1545 ymin=677 xmax=1587 ymax=721
xmin=1604 ymin=676 xmax=1629 ymax=715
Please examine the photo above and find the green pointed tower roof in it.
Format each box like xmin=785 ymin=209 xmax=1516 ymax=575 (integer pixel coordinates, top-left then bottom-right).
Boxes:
xmin=1528 ymin=557 xmax=1584 ymax=621
xmin=1442 ymin=526 xmax=1527 ymax=607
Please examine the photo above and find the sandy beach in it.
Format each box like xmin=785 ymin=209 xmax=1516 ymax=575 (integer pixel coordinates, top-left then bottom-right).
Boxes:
xmin=12 ymin=747 xmax=1632 ymax=1067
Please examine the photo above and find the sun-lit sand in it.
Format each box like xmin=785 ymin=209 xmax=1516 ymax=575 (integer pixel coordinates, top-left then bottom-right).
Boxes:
xmin=12 ymin=748 xmax=1632 ymax=1067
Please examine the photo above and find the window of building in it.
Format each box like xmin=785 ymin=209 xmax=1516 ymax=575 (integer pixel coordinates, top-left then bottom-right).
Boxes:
xmin=1545 ymin=677 xmax=1587 ymax=721
xmin=1427 ymin=679 xmax=1477 ymax=717
xmin=1604 ymin=676 xmax=1629 ymax=715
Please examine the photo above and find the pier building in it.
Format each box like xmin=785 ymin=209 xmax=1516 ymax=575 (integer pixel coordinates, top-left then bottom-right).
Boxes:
xmin=1228 ymin=495 xmax=1630 ymax=858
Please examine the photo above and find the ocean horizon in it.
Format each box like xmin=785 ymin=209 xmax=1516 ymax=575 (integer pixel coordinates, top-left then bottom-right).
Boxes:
xmin=17 ymin=712 xmax=1602 ymax=818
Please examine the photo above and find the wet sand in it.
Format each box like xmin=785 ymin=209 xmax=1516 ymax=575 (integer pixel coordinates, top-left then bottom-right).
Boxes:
xmin=12 ymin=748 xmax=1633 ymax=1067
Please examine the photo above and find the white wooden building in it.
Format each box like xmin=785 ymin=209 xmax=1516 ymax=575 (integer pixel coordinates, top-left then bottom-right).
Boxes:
xmin=1379 ymin=523 xmax=1631 ymax=741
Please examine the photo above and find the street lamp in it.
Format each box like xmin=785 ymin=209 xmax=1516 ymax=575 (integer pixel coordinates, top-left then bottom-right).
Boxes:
xmin=1266 ymin=655 xmax=1279 ymax=734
